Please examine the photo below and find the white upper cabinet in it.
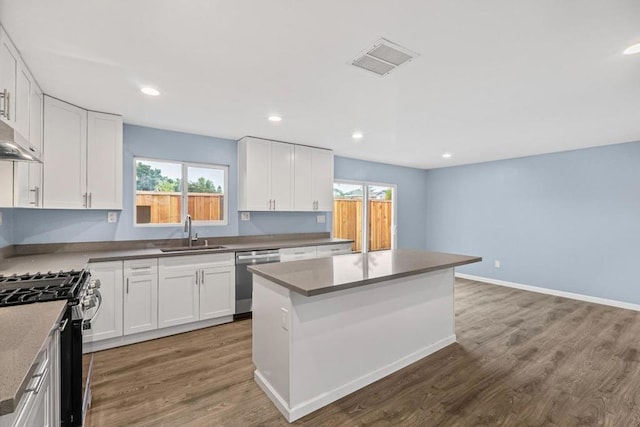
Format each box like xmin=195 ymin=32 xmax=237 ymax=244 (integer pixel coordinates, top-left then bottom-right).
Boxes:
xmin=239 ymin=137 xmax=332 ymax=212
xmin=14 ymin=84 xmax=43 ymax=207
xmin=43 ymin=96 xmax=122 ymax=209
xmin=294 ymin=145 xmax=334 ymax=211
xmin=87 ymin=111 xmax=123 ymax=209
xmin=14 ymin=65 xmax=31 ymax=139
xmin=0 ymin=25 xmax=40 ymax=157
xmin=238 ymin=137 xmax=294 ymax=211
xmin=43 ymin=96 xmax=88 ymax=209
xmin=0 ymin=26 xmax=18 ymax=128
xmin=238 ymin=137 xmax=271 ymax=211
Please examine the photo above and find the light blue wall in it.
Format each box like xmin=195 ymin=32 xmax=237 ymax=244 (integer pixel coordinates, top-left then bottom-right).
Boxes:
xmin=425 ymin=141 xmax=640 ymax=305
xmin=334 ymin=156 xmax=428 ymax=250
xmin=238 ymin=211 xmax=329 ymax=236
xmin=11 ymin=125 xmax=326 ymax=244
xmin=0 ymin=208 xmax=13 ymax=248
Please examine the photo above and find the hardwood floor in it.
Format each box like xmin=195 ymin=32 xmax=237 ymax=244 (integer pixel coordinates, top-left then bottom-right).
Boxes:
xmin=87 ymin=279 xmax=640 ymax=426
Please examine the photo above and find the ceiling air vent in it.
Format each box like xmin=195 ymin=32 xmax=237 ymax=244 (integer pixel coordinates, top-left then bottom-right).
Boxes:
xmin=351 ymin=38 xmax=419 ymax=77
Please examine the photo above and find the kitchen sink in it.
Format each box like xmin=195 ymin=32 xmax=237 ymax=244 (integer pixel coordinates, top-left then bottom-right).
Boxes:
xmin=160 ymin=245 xmax=228 ymax=253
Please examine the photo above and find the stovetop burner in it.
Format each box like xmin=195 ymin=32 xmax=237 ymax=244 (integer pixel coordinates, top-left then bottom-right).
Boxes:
xmin=0 ymin=270 xmax=86 ymax=307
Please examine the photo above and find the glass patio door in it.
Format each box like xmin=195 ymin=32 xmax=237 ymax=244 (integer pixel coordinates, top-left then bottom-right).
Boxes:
xmin=333 ymin=181 xmax=396 ymax=253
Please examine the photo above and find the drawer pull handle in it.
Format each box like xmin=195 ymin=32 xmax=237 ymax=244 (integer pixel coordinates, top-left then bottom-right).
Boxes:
xmin=25 ymin=369 xmax=47 ymax=394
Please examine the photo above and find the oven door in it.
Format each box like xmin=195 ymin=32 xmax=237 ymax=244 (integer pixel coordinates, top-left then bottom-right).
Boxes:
xmin=81 ymin=288 xmax=101 ymax=425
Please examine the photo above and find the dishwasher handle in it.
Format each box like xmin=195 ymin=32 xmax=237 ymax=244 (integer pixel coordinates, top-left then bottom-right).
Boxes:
xmin=236 ymin=250 xmax=281 ymax=264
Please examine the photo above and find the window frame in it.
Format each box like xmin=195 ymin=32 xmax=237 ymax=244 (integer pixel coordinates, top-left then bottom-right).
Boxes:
xmin=133 ymin=157 xmax=229 ymax=227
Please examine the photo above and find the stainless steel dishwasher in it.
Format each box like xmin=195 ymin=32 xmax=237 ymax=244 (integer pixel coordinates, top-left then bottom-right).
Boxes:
xmin=235 ymin=249 xmax=281 ymax=315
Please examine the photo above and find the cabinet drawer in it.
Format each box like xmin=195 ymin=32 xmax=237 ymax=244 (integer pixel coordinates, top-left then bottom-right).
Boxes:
xmin=0 ymin=335 xmax=51 ymax=427
xmin=124 ymin=258 xmax=158 ymax=276
xmin=159 ymin=253 xmax=234 ymax=270
xmin=279 ymin=246 xmax=316 ymax=262
xmin=316 ymin=243 xmax=352 ymax=258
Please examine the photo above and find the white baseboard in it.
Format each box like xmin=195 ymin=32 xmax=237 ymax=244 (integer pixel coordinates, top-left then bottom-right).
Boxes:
xmin=256 ymin=334 xmax=456 ymax=422
xmin=254 ymin=371 xmax=293 ymax=422
xmin=84 ymin=315 xmax=234 ymax=353
xmin=455 ymin=273 xmax=640 ymax=312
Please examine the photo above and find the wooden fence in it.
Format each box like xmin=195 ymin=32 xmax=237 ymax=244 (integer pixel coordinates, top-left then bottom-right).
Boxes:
xmin=333 ymin=199 xmax=392 ymax=252
xmin=136 ymin=192 xmax=224 ymax=224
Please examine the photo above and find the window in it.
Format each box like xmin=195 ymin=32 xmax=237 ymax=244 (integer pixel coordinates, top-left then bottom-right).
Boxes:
xmin=333 ymin=181 xmax=396 ymax=252
xmin=135 ymin=158 xmax=228 ymax=226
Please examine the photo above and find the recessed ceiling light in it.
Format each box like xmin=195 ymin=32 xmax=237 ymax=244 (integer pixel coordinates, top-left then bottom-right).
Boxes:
xmin=352 ymin=132 xmax=364 ymax=140
xmin=442 ymin=153 xmax=452 ymax=158
xmin=141 ymin=87 xmax=160 ymax=96
xmin=623 ymin=43 xmax=640 ymax=55
xmin=268 ymin=115 xmax=282 ymax=122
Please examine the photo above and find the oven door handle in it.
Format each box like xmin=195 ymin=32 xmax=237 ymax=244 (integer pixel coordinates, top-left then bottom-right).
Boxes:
xmin=89 ymin=290 xmax=103 ymax=324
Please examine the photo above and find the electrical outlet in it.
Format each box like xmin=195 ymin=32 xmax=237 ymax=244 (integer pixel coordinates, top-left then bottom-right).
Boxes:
xmin=107 ymin=212 xmax=118 ymax=223
xmin=494 ymin=260 xmax=501 ymax=269
xmin=280 ymin=307 xmax=289 ymax=331
xmin=316 ymin=215 xmax=326 ymax=224
xmin=240 ymin=212 xmax=251 ymax=221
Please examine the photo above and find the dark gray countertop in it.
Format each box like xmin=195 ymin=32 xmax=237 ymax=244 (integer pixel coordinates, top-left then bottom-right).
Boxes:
xmin=248 ymin=249 xmax=482 ymax=296
xmin=0 ymin=238 xmax=352 ymax=276
xmin=0 ymin=301 xmax=67 ymax=416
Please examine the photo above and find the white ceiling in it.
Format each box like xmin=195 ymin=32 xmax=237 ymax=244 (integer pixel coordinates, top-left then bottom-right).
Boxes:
xmin=1 ymin=0 xmax=640 ymax=169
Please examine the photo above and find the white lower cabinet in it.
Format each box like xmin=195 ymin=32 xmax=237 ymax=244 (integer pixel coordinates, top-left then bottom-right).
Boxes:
xmin=84 ymin=261 xmax=123 ymax=342
xmin=123 ymin=259 xmax=158 ymax=335
xmin=0 ymin=328 xmax=60 ymax=427
xmin=158 ymin=261 xmax=199 ymax=328
xmin=200 ymin=266 xmax=235 ymax=320
xmin=159 ymin=253 xmax=235 ymax=328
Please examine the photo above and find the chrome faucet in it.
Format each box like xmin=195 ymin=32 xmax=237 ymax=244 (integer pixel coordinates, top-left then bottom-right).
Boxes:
xmin=184 ymin=215 xmax=198 ymax=247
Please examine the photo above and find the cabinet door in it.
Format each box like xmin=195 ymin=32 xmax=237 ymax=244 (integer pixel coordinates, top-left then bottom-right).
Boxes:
xmin=123 ymin=274 xmax=158 ymax=335
xmin=14 ymin=65 xmax=31 ymax=139
xmin=43 ymin=96 xmax=87 ymax=208
xmin=85 ymin=261 xmax=124 ymax=342
xmin=293 ymin=145 xmax=314 ymax=211
xmin=200 ymin=266 xmax=235 ymax=320
xmin=313 ymin=149 xmax=334 ymax=211
xmin=14 ymin=88 xmax=44 ymax=208
xmin=239 ymin=137 xmax=271 ymax=211
xmin=0 ymin=27 xmax=17 ymax=126
xmin=270 ymin=141 xmax=294 ymax=211
xmin=159 ymin=260 xmax=199 ymax=328
xmin=19 ymin=367 xmax=51 ymax=427
xmin=87 ymin=111 xmax=123 ymax=209
xmin=14 ymin=162 xmax=41 ymax=207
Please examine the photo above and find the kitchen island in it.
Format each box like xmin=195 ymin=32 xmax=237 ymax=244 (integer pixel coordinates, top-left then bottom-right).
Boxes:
xmin=248 ymin=249 xmax=481 ymax=422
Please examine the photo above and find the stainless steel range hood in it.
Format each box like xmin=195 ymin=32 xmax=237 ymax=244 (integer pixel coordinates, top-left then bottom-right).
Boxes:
xmin=0 ymin=120 xmax=41 ymax=162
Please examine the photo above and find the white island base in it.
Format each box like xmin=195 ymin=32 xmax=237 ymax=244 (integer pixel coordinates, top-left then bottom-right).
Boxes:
xmin=252 ymin=267 xmax=456 ymax=422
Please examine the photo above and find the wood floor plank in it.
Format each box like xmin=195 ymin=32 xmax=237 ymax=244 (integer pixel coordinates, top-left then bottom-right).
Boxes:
xmin=87 ymin=279 xmax=640 ymax=426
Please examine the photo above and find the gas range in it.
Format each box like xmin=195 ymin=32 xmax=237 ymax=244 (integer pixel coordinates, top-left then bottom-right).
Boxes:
xmin=0 ymin=270 xmax=87 ymax=307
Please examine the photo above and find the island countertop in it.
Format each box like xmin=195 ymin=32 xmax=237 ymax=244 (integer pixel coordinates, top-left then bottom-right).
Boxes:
xmin=248 ymin=249 xmax=482 ymax=296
